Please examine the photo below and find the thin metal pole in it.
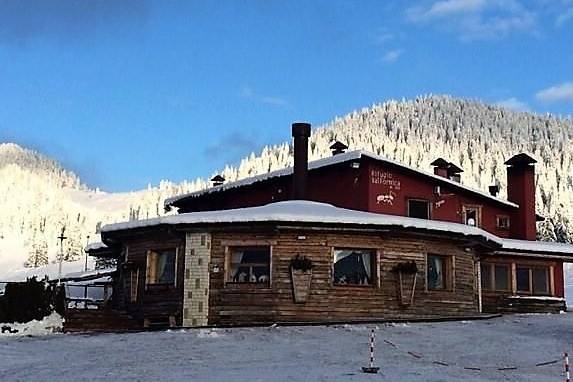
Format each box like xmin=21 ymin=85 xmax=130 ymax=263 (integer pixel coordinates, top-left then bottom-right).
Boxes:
xmin=57 ymin=227 xmax=67 ymax=285
xmin=362 ymin=328 xmax=380 ymax=373
xmin=370 ymin=329 xmax=375 ymax=368
xmin=565 ymin=352 xmax=570 ymax=382
xmin=85 ymin=235 xmax=90 ymax=272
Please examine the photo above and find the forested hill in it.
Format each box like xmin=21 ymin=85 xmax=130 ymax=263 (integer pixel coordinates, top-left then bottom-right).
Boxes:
xmin=217 ymin=96 xmax=573 ymax=242
xmin=1 ymin=95 xmax=572 ymax=274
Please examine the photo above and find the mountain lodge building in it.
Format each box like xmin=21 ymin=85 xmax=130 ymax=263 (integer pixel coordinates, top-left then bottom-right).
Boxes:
xmin=82 ymin=122 xmax=573 ymax=330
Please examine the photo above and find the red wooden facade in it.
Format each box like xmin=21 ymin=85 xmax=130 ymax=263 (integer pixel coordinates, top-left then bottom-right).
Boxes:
xmin=168 ymin=152 xmax=522 ymax=240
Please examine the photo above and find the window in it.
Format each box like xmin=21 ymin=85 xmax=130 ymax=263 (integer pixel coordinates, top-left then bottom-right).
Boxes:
xmin=427 ymin=254 xmax=451 ymax=290
xmin=408 ymin=199 xmax=430 ymax=219
xmin=130 ymin=269 xmax=139 ymax=302
xmin=480 ymin=263 xmax=492 ymax=290
xmin=494 ymin=265 xmax=510 ymax=291
xmin=146 ymin=249 xmax=176 ymax=285
xmin=333 ymin=248 xmax=375 ymax=286
xmin=462 ymin=205 xmax=481 ymax=227
xmin=480 ymin=263 xmax=510 ymax=291
xmin=496 ymin=215 xmax=510 ymax=230
xmin=516 ymin=266 xmax=550 ymax=295
xmin=533 ymin=268 xmax=549 ymax=295
xmin=227 ymin=247 xmax=270 ymax=284
xmin=516 ymin=266 xmax=530 ymax=293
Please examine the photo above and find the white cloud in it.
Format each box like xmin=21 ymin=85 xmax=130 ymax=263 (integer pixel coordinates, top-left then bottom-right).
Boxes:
xmin=496 ymin=97 xmax=530 ymax=112
xmin=406 ymin=0 xmax=537 ymax=40
xmin=408 ymin=0 xmax=486 ymax=20
xmin=374 ymin=31 xmax=394 ymax=45
xmin=239 ymin=86 xmax=289 ymax=107
xmin=381 ymin=49 xmax=404 ymax=63
xmin=260 ymin=96 xmax=288 ymax=107
xmin=536 ymin=82 xmax=573 ymax=103
xmin=556 ymin=8 xmax=573 ymax=26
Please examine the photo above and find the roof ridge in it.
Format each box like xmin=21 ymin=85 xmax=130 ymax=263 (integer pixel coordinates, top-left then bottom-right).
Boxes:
xmin=164 ymin=149 xmax=518 ymax=209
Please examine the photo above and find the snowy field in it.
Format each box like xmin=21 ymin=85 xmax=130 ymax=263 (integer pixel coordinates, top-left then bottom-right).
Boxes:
xmin=1 ymin=314 xmax=573 ymax=382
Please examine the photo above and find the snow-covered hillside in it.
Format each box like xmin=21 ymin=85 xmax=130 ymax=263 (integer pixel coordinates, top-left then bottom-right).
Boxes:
xmin=1 ymin=95 xmax=573 ymax=277
xmin=0 ymin=144 xmax=205 ymax=274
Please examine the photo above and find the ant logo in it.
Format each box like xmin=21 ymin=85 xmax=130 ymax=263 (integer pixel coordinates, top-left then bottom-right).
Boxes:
xmin=376 ymin=191 xmax=397 ymax=205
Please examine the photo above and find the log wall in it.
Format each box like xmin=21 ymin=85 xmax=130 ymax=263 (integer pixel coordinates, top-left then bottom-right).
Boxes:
xmin=208 ymin=229 xmax=479 ymax=326
xmin=121 ymin=230 xmax=185 ymax=326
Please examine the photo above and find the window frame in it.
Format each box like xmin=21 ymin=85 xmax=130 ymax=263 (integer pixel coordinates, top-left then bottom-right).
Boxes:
xmin=332 ymin=247 xmax=379 ymax=288
xmin=481 ymin=262 xmax=511 ymax=292
xmin=496 ymin=215 xmax=511 ymax=230
xmin=407 ymin=198 xmax=431 ymax=220
xmin=224 ymin=245 xmax=272 ymax=287
xmin=493 ymin=264 xmax=511 ymax=291
xmin=480 ymin=262 xmax=493 ymax=291
xmin=145 ymin=248 xmax=178 ymax=287
xmin=130 ymin=269 xmax=139 ymax=303
xmin=462 ymin=205 xmax=482 ymax=227
xmin=516 ymin=265 xmax=551 ymax=296
xmin=426 ymin=253 xmax=454 ymax=291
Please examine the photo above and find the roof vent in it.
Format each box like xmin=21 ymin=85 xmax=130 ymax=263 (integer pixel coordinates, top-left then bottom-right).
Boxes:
xmin=330 ymin=141 xmax=348 ymax=156
xmin=211 ymin=175 xmax=225 ymax=187
xmin=430 ymin=158 xmax=450 ymax=168
xmin=488 ymin=185 xmax=500 ymax=197
xmin=431 ymin=158 xmax=450 ymax=179
xmin=447 ymin=162 xmax=463 ymax=183
xmin=430 ymin=158 xmax=463 ymax=182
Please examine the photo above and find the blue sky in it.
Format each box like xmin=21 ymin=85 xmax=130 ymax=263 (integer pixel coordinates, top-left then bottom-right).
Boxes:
xmin=1 ymin=0 xmax=572 ymax=191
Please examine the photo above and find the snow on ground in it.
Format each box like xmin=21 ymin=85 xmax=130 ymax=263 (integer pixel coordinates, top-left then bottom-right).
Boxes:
xmin=1 ymin=313 xmax=572 ymax=381
xmin=0 ymin=312 xmax=62 ymax=337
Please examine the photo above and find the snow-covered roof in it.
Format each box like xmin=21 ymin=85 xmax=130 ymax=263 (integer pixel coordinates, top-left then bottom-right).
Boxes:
xmin=84 ymin=241 xmax=108 ymax=252
xmin=103 ymin=200 xmax=501 ymax=245
xmin=102 ymin=200 xmax=573 ymax=257
xmin=164 ymin=150 xmax=519 ymax=209
xmin=0 ymin=257 xmax=113 ymax=283
xmin=500 ymin=238 xmax=573 ymax=255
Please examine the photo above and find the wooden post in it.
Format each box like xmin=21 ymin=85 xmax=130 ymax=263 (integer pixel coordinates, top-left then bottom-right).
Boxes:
xmin=476 ymin=260 xmax=483 ymax=313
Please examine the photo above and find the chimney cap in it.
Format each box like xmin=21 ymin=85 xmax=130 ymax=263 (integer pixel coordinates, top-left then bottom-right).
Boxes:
xmin=447 ymin=162 xmax=464 ymax=174
xmin=504 ymin=153 xmax=537 ymax=166
xmin=430 ymin=158 xmax=450 ymax=168
xmin=211 ymin=175 xmax=225 ymax=182
xmin=329 ymin=140 xmax=348 ymax=151
xmin=292 ymin=122 xmax=311 ymax=137
xmin=330 ymin=141 xmax=348 ymax=155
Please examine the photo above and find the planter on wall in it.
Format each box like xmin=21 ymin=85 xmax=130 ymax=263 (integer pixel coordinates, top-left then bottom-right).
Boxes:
xmin=392 ymin=261 xmax=419 ymax=307
xmin=290 ymin=255 xmax=313 ymax=304
xmin=396 ymin=272 xmax=418 ymax=307
xmin=291 ymin=268 xmax=313 ymax=304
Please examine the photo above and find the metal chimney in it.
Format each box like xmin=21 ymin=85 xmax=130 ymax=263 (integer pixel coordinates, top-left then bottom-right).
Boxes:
xmin=291 ymin=122 xmax=311 ymax=200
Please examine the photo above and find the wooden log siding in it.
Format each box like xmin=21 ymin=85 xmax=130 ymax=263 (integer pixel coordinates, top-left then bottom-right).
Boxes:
xmin=120 ymin=230 xmax=185 ymax=326
xmin=208 ymin=230 xmax=479 ymax=326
